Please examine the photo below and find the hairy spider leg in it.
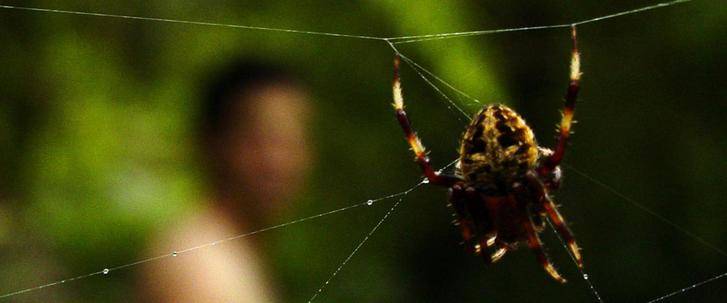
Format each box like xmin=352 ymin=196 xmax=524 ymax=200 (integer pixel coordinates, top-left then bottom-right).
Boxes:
xmin=539 ymin=25 xmax=581 ymax=177
xmin=468 ymin=189 xmax=504 ymax=263
xmin=489 ymin=246 xmax=508 ymax=263
xmin=526 ymin=173 xmax=583 ymax=267
xmin=520 ymin=199 xmax=567 ymax=283
xmin=451 ymin=184 xmax=506 ymax=262
xmin=543 ymin=197 xmax=583 ymax=267
xmin=450 ymin=184 xmax=479 ymax=254
xmin=392 ymin=55 xmax=459 ymax=186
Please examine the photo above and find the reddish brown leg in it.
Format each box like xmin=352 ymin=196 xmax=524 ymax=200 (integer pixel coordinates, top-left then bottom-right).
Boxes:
xmin=543 ymin=197 xmax=583 ymax=268
xmin=522 ymin=209 xmax=567 ymax=283
xmin=450 ymin=184 xmax=478 ymax=254
xmin=539 ymin=25 xmax=581 ymax=176
xmin=464 ymin=187 xmax=501 ymax=263
xmin=393 ymin=55 xmax=459 ymax=186
xmin=525 ymin=172 xmax=583 ymax=268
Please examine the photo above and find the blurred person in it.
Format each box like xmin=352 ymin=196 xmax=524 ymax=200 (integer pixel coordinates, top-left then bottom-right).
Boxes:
xmin=139 ymin=60 xmax=312 ymax=302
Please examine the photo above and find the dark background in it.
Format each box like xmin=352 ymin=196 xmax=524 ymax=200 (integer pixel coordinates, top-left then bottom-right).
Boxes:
xmin=0 ymin=0 xmax=725 ymax=302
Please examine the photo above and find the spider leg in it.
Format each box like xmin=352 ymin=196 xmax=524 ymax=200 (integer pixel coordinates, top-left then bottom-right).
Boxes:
xmin=543 ymin=196 xmax=583 ymax=268
xmin=453 ymin=185 xmax=502 ymax=261
xmin=539 ymin=25 xmax=581 ymax=177
xmin=477 ymin=235 xmax=505 ymax=264
xmin=393 ymin=55 xmax=459 ymax=186
xmin=526 ymin=172 xmax=583 ymax=268
xmin=464 ymin=187 xmax=501 ymax=262
xmin=522 ymin=208 xmax=567 ymax=283
xmin=489 ymin=246 xmax=508 ymax=263
xmin=450 ymin=184 xmax=478 ymax=254
xmin=485 ymin=235 xmax=497 ymax=248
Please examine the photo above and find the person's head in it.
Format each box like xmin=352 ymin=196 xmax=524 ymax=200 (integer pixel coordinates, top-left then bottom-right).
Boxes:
xmin=200 ymin=60 xmax=312 ymax=218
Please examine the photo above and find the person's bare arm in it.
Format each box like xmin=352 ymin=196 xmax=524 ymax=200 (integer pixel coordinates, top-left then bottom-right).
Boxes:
xmin=139 ymin=210 xmax=277 ymax=303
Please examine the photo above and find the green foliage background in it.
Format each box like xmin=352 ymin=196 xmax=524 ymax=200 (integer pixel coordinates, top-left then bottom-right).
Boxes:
xmin=0 ymin=0 xmax=725 ymax=302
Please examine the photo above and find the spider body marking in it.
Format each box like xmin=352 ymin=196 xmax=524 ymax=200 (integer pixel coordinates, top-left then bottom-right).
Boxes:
xmin=459 ymin=105 xmax=539 ymax=187
xmin=391 ymin=26 xmax=582 ymax=283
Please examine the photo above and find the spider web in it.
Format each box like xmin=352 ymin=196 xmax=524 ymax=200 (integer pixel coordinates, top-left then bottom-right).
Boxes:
xmin=0 ymin=0 xmax=724 ymax=302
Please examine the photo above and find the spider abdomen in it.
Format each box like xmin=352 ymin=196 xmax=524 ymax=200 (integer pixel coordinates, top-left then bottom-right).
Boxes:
xmin=459 ymin=105 xmax=539 ymax=186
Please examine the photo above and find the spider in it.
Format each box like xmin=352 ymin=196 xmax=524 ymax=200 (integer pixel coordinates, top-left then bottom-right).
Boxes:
xmin=391 ymin=26 xmax=582 ymax=283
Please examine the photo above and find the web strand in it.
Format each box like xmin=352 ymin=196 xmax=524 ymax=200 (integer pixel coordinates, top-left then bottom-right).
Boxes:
xmin=646 ymin=271 xmax=727 ymax=303
xmin=0 ymin=182 xmax=423 ymax=300
xmin=387 ymin=0 xmax=692 ymax=44
xmin=389 ymin=45 xmax=483 ymax=106
xmin=307 ymin=159 xmax=458 ymax=301
xmin=307 ymin=184 xmax=420 ymax=302
xmin=564 ymin=165 xmax=727 ymax=258
xmin=1 ymin=0 xmax=692 ymax=44
xmin=0 ymin=4 xmax=385 ymax=41
xmin=390 ymin=24 xmax=572 ymax=45
xmin=386 ymin=41 xmax=471 ymax=121
xmin=546 ymin=219 xmax=604 ymax=303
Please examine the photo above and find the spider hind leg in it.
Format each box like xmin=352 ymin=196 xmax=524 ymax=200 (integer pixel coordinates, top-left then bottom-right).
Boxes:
xmin=526 ymin=173 xmax=583 ymax=267
xmin=522 ymin=210 xmax=567 ymax=283
xmin=544 ymin=198 xmax=582 ymax=267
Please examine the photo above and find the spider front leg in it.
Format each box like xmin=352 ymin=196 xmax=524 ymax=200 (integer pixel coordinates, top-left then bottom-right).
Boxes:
xmin=539 ymin=25 xmax=581 ymax=178
xmin=392 ymin=55 xmax=459 ymax=186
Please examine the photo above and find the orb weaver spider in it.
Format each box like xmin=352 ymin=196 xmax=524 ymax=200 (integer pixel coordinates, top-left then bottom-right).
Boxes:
xmin=392 ymin=26 xmax=582 ymax=283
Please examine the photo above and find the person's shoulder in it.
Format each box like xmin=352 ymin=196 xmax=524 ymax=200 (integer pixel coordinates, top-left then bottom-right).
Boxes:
xmin=153 ymin=206 xmax=237 ymax=251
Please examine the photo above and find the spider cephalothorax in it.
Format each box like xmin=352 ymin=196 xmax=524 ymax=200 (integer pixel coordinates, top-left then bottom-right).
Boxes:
xmin=391 ymin=26 xmax=583 ymax=283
